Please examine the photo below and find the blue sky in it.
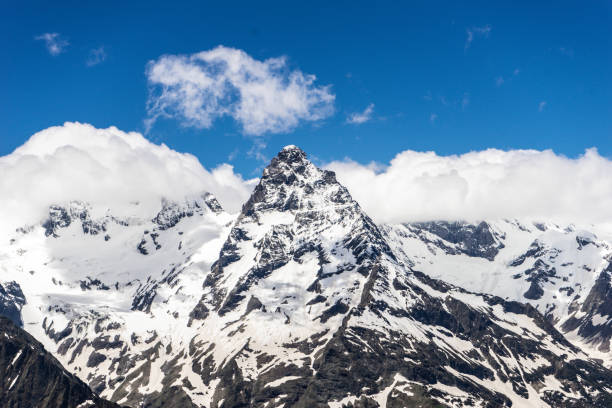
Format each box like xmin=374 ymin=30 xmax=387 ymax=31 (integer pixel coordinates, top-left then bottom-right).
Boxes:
xmin=1 ymin=0 xmax=610 ymax=176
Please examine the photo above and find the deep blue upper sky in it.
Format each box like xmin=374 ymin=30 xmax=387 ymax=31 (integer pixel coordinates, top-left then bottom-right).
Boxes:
xmin=1 ymin=0 xmax=610 ymax=175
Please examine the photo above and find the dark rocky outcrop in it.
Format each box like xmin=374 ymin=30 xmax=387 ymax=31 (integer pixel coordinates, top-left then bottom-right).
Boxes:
xmin=0 ymin=316 xmax=122 ymax=408
xmin=408 ymin=221 xmax=505 ymax=260
xmin=562 ymin=263 xmax=612 ymax=353
xmin=0 ymin=281 xmax=26 ymax=326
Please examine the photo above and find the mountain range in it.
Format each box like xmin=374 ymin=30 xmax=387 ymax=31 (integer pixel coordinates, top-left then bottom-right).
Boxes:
xmin=1 ymin=145 xmax=611 ymax=407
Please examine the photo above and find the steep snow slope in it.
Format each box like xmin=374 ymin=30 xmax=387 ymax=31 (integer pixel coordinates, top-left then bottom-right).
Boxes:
xmin=383 ymin=220 xmax=612 ymax=367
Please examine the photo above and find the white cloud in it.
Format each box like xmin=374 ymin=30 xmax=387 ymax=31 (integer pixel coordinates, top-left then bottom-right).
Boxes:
xmin=326 ymin=148 xmax=612 ymax=224
xmin=465 ymin=25 xmax=491 ymax=50
xmin=145 ymin=46 xmax=335 ymax=136
xmin=346 ymin=103 xmax=374 ymax=124
xmin=429 ymin=113 xmax=438 ymax=123
xmin=86 ymin=46 xmax=107 ymax=66
xmin=0 ymin=122 xmax=255 ymax=233
xmin=496 ymin=76 xmax=505 ymax=87
xmin=539 ymin=101 xmax=547 ymax=112
xmin=35 ymin=33 xmax=69 ymax=56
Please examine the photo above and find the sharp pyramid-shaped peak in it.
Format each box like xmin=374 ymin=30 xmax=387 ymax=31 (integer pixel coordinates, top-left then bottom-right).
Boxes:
xmin=263 ymin=144 xmax=323 ymax=183
xmin=240 ymin=145 xmax=348 ymax=218
xmin=192 ymin=145 xmax=392 ymax=319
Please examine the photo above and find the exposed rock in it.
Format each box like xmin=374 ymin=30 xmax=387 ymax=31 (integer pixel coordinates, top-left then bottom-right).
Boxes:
xmin=0 ymin=281 xmax=26 ymax=326
xmin=0 ymin=316 xmax=121 ymax=408
xmin=407 ymin=221 xmax=505 ymax=261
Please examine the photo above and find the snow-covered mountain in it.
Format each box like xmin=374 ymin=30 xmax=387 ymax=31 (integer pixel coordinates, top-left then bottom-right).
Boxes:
xmin=383 ymin=220 xmax=612 ymax=367
xmin=1 ymin=145 xmax=611 ymax=407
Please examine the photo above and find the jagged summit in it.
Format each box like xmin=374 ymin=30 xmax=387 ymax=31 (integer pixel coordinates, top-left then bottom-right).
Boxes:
xmin=280 ymin=143 xmax=301 ymax=151
xmin=241 ymin=144 xmax=346 ymax=218
xmin=270 ymin=144 xmax=308 ymax=169
xmin=263 ymin=144 xmax=315 ymax=182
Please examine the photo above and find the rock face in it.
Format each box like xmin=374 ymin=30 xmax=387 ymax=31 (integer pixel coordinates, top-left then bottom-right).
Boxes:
xmin=408 ymin=221 xmax=505 ymax=260
xmin=0 ymin=281 xmax=25 ymax=326
xmin=0 ymin=316 xmax=121 ymax=408
xmin=1 ymin=145 xmax=612 ymax=407
xmin=562 ymin=262 xmax=612 ymax=355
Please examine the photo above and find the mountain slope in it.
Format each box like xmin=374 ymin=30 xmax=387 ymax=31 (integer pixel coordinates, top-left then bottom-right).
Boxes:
xmin=383 ymin=220 xmax=612 ymax=367
xmin=1 ymin=193 xmax=234 ymax=406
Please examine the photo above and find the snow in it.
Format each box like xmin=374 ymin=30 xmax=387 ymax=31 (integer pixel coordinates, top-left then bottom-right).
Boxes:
xmin=264 ymin=376 xmax=301 ymax=388
xmin=592 ymin=313 xmax=611 ymax=326
xmin=10 ymin=349 xmax=22 ymax=366
xmin=8 ymin=374 xmax=19 ymax=390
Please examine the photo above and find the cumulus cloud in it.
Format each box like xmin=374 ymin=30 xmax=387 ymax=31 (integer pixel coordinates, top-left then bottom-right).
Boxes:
xmin=145 ymin=46 xmax=335 ymax=136
xmin=465 ymin=25 xmax=491 ymax=50
xmin=35 ymin=33 xmax=69 ymax=56
xmin=326 ymin=148 xmax=612 ymax=225
xmin=346 ymin=103 xmax=374 ymax=124
xmin=0 ymin=122 xmax=255 ymax=233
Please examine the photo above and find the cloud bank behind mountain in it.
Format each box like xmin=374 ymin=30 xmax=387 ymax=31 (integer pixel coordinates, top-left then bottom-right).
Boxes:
xmin=2 ymin=122 xmax=611 ymax=233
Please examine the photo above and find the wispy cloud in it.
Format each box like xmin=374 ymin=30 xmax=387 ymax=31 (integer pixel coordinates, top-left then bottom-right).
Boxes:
xmin=35 ymin=33 xmax=69 ymax=56
xmin=496 ymin=68 xmax=520 ymax=87
xmin=145 ymin=45 xmax=335 ymax=136
xmin=461 ymin=93 xmax=470 ymax=110
xmin=429 ymin=92 xmax=469 ymax=111
xmin=465 ymin=25 xmax=491 ymax=50
xmin=430 ymin=113 xmax=438 ymax=123
xmin=247 ymin=139 xmax=269 ymax=163
xmin=86 ymin=46 xmax=107 ymax=66
xmin=538 ymin=101 xmax=547 ymax=112
xmin=558 ymin=47 xmax=574 ymax=58
xmin=346 ymin=103 xmax=374 ymax=125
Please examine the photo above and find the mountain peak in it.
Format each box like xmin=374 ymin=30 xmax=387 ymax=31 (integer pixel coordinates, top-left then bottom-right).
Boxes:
xmin=269 ymin=144 xmax=308 ymax=167
xmin=281 ymin=144 xmax=301 ymax=151
xmin=241 ymin=145 xmax=343 ymax=217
